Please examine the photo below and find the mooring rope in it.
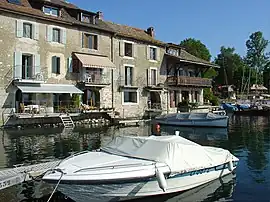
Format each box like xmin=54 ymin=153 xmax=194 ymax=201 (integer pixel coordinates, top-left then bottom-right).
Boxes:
xmin=46 ymin=169 xmax=65 ymax=202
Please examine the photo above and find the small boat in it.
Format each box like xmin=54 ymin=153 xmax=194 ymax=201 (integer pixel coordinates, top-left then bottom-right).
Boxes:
xmin=42 ymin=135 xmax=239 ymax=202
xmin=155 ymin=112 xmax=229 ymax=128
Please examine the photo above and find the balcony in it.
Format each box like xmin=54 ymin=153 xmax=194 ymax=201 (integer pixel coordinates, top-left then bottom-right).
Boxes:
xmin=80 ymin=70 xmax=111 ymax=87
xmin=166 ymin=76 xmax=212 ymax=87
xmin=13 ymin=66 xmax=46 ymax=84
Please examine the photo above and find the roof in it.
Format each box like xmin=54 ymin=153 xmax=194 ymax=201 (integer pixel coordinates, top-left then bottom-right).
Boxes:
xmin=165 ymin=49 xmax=219 ymax=68
xmin=103 ymin=21 xmax=166 ymax=46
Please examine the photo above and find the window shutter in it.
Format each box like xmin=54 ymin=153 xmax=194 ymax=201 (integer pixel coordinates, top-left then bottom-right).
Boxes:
xmin=119 ymin=41 xmax=124 ymax=56
xmin=156 ymin=48 xmax=160 ymax=61
xmin=47 ymin=25 xmax=52 ymax=42
xmin=56 ymin=57 xmax=60 ymax=74
xmin=34 ymin=54 xmax=40 ymax=76
xmin=81 ymin=33 xmax=84 ymax=48
xmin=146 ymin=46 xmax=150 ymax=60
xmin=14 ymin=51 xmax=22 ymax=79
xmin=16 ymin=20 xmax=23 ymax=38
xmin=33 ymin=22 xmax=39 ymax=40
xmin=132 ymin=44 xmax=137 ymax=58
xmin=68 ymin=57 xmax=73 ymax=73
xmin=95 ymin=35 xmax=99 ymax=50
xmin=52 ymin=56 xmax=57 ymax=73
xmin=146 ymin=69 xmax=150 ymax=86
xmin=61 ymin=28 xmax=66 ymax=44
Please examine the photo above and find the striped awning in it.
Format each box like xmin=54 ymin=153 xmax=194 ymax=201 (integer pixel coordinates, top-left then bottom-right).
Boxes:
xmin=74 ymin=53 xmax=116 ymax=68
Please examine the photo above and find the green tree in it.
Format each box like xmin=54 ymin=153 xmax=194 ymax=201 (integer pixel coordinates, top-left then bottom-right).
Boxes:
xmin=214 ymin=46 xmax=248 ymax=91
xmin=180 ymin=38 xmax=211 ymax=61
xmin=245 ymin=31 xmax=270 ymax=85
xmin=180 ymin=38 xmax=217 ymax=79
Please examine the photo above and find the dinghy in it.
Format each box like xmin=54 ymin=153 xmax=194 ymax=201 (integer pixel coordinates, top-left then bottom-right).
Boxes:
xmin=155 ymin=112 xmax=229 ymax=127
xmin=42 ymin=135 xmax=239 ymax=202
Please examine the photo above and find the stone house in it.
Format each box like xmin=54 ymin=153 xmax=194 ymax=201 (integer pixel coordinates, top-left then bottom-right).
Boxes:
xmin=0 ymin=0 xmax=219 ymax=122
xmin=161 ymin=43 xmax=219 ymax=112
xmin=0 ymin=0 xmax=115 ymax=117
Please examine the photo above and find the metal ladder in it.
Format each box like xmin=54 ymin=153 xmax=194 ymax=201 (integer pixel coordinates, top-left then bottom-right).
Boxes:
xmin=60 ymin=114 xmax=75 ymax=128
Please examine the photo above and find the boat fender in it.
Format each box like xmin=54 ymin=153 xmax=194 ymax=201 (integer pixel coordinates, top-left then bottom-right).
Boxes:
xmin=228 ymin=160 xmax=234 ymax=171
xmin=155 ymin=168 xmax=167 ymax=192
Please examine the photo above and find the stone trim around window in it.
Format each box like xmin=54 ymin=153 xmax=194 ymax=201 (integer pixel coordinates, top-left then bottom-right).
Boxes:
xmin=121 ymin=88 xmax=139 ymax=105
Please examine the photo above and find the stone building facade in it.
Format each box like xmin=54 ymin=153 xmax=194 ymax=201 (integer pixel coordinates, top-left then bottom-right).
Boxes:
xmin=0 ymin=0 xmax=219 ymax=122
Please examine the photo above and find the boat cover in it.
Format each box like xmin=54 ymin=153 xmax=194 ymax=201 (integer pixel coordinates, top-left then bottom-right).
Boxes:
xmin=102 ymin=135 xmax=235 ymax=173
xmin=175 ymin=112 xmax=225 ymax=120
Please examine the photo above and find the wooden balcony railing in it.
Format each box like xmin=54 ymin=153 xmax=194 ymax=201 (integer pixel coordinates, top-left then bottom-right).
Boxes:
xmin=166 ymin=76 xmax=212 ymax=87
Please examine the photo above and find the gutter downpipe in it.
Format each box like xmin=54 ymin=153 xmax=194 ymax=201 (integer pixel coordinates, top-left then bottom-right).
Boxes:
xmin=111 ymin=33 xmax=117 ymax=115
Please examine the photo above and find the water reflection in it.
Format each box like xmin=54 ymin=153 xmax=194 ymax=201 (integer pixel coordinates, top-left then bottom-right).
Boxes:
xmin=0 ymin=115 xmax=269 ymax=201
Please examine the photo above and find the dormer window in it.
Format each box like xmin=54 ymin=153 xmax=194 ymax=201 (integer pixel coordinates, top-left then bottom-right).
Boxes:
xmin=81 ymin=13 xmax=95 ymax=24
xmin=43 ymin=6 xmax=59 ymax=17
xmin=167 ymin=48 xmax=179 ymax=56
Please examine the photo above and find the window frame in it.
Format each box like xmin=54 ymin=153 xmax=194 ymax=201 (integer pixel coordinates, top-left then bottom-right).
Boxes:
xmin=52 ymin=56 xmax=61 ymax=74
xmin=149 ymin=45 xmax=158 ymax=62
xmin=43 ymin=6 xmax=59 ymax=17
xmin=22 ymin=22 xmax=33 ymax=39
xmin=81 ymin=13 xmax=94 ymax=24
xmin=122 ymin=89 xmax=139 ymax=105
xmin=149 ymin=67 xmax=158 ymax=86
xmin=52 ymin=28 xmax=61 ymax=43
xmin=83 ymin=33 xmax=98 ymax=50
xmin=123 ymin=41 xmax=134 ymax=58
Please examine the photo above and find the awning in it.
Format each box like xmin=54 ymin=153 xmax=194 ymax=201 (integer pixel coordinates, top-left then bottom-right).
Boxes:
xmin=74 ymin=53 xmax=116 ymax=68
xmin=16 ymin=84 xmax=83 ymax=94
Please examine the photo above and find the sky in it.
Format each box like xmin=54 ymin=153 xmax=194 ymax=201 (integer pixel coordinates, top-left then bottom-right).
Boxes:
xmin=69 ymin=0 xmax=269 ymax=60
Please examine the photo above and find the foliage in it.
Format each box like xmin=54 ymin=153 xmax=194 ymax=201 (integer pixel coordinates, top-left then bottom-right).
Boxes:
xmin=72 ymin=94 xmax=81 ymax=107
xmin=202 ymin=67 xmax=218 ymax=79
xmin=214 ymin=46 xmax=250 ymax=91
xmin=204 ymin=88 xmax=219 ymax=106
xmin=246 ymin=31 xmax=270 ymax=72
xmin=180 ymin=38 xmax=212 ymax=61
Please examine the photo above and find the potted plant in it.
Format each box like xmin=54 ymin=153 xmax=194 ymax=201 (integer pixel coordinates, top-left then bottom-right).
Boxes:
xmin=177 ymin=100 xmax=190 ymax=112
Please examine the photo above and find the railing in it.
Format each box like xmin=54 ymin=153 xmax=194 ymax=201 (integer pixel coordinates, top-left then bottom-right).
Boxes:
xmin=12 ymin=65 xmax=47 ymax=82
xmin=81 ymin=70 xmax=111 ymax=85
xmin=166 ymin=76 xmax=212 ymax=87
xmin=146 ymin=103 xmax=162 ymax=110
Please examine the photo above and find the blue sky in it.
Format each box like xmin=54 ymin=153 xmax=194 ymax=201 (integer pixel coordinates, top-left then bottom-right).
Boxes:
xmin=69 ymin=0 xmax=269 ymax=60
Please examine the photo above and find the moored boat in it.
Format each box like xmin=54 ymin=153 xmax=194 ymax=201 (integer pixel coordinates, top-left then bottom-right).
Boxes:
xmin=155 ymin=112 xmax=229 ymax=128
xmin=42 ymin=135 xmax=239 ymax=202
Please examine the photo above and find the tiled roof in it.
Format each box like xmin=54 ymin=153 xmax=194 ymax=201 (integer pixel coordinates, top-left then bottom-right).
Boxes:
xmin=103 ymin=21 xmax=166 ymax=46
xmin=180 ymin=49 xmax=219 ymax=68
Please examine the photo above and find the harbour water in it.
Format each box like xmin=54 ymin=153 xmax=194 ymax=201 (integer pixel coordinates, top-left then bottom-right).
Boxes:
xmin=0 ymin=115 xmax=269 ymax=201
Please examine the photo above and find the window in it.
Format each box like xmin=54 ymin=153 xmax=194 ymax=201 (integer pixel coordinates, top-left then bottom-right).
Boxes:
xmin=23 ymin=23 xmax=32 ymax=39
xmin=125 ymin=66 xmax=133 ymax=86
xmin=52 ymin=28 xmax=60 ymax=43
xmin=124 ymin=42 xmax=133 ymax=57
xmin=123 ymin=90 xmax=138 ymax=103
xmin=150 ymin=47 xmax=157 ymax=60
xmin=81 ymin=13 xmax=94 ymax=24
xmin=22 ymin=54 xmax=34 ymax=79
xmin=167 ymin=48 xmax=179 ymax=56
xmin=43 ymin=6 xmax=59 ymax=17
xmin=52 ymin=56 xmax=60 ymax=74
xmin=150 ymin=68 xmax=157 ymax=85
xmin=83 ymin=34 xmax=98 ymax=50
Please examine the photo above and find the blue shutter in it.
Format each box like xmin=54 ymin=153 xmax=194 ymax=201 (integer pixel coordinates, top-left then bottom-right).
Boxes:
xmin=35 ymin=54 xmax=40 ymax=76
xmin=14 ymin=52 xmax=22 ymax=79
xmin=16 ymin=20 xmax=23 ymax=38
xmin=52 ymin=56 xmax=56 ymax=73
xmin=61 ymin=28 xmax=66 ymax=44
xmin=68 ymin=57 xmax=72 ymax=73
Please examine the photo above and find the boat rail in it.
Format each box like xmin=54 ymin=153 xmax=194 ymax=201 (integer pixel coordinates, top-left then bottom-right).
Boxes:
xmin=74 ymin=162 xmax=156 ymax=173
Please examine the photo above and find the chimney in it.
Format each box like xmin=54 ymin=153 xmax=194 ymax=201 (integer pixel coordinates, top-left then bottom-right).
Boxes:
xmin=97 ymin=11 xmax=103 ymax=20
xmin=146 ymin=27 xmax=155 ymax=38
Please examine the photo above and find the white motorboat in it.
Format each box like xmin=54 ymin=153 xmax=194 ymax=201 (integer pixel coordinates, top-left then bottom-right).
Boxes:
xmin=42 ymin=135 xmax=239 ymax=202
xmin=155 ymin=112 xmax=229 ymax=127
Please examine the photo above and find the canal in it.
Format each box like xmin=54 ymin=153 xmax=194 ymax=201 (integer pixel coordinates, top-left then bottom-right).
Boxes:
xmin=0 ymin=115 xmax=269 ymax=201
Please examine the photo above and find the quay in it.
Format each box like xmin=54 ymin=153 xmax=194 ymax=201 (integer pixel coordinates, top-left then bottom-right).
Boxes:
xmin=0 ymin=160 xmax=60 ymax=191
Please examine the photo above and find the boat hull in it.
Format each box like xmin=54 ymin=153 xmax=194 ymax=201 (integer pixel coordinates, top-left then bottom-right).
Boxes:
xmin=155 ymin=117 xmax=228 ymax=128
xmin=52 ymin=162 xmax=237 ymax=202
